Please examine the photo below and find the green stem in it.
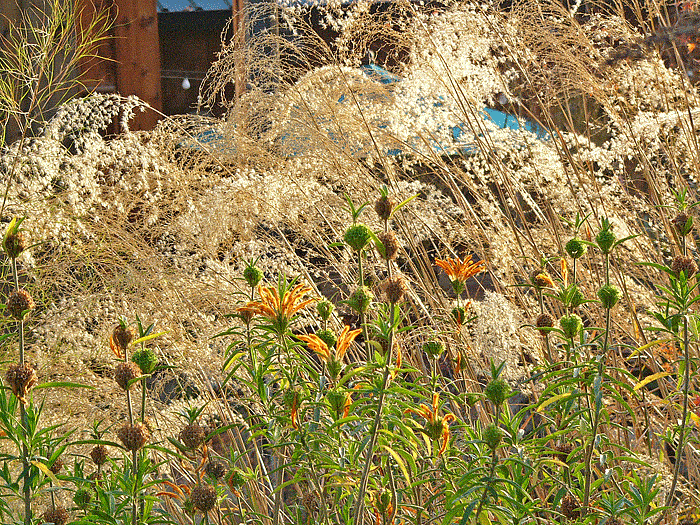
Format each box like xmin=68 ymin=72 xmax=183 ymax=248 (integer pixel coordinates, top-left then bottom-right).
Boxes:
xmin=475 ymin=406 xmax=502 ymax=521
xmin=357 ymin=250 xmax=371 ymax=362
xmin=12 ymin=255 xmax=31 ymax=525
xmin=132 ymin=449 xmax=139 ymax=525
xmin=353 ymin=302 xmax=396 ymax=525
xmin=656 ymin=315 xmax=691 ymax=524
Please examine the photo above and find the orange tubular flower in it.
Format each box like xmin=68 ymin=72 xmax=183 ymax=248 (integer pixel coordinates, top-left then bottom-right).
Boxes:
xmin=297 ymin=333 xmax=332 ymax=363
xmin=335 ymin=325 xmax=362 ymax=360
xmin=406 ymin=392 xmax=456 ymax=456
xmin=239 ymin=282 xmax=316 ymax=334
xmin=435 ymin=254 xmax=485 ymax=284
xmin=298 ymin=325 xmax=361 ymax=364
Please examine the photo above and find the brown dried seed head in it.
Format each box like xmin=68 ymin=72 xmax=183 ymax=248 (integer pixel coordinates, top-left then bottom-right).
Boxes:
xmin=672 ymin=211 xmax=692 ymax=235
xmin=205 ymin=460 xmax=228 ymax=480
xmin=90 ymin=444 xmax=109 ymax=466
xmin=377 ymin=230 xmax=399 ymax=260
xmin=384 ymin=276 xmax=408 ymax=304
xmin=375 ymin=195 xmax=396 ymax=222
xmin=535 ymin=313 xmax=554 ymax=336
xmin=117 ymin=422 xmax=149 ymax=451
xmin=530 ymin=270 xmax=555 ymax=289
xmin=551 ymin=442 xmax=574 ymax=462
xmin=6 ymin=289 xmax=35 ymax=320
xmin=114 ymin=361 xmax=141 ymax=390
xmin=49 ymin=457 xmax=64 ymax=474
xmin=561 ymin=494 xmax=581 ymax=520
xmin=191 ymin=483 xmax=217 ymax=512
xmin=111 ymin=324 xmax=135 ymax=356
xmin=3 ymin=231 xmax=28 ymax=259
xmin=671 ymin=255 xmax=698 ymax=278
xmin=5 ymin=363 xmax=38 ymax=404
xmin=42 ymin=506 xmax=69 ymax=525
xmin=179 ymin=423 xmax=207 ymax=450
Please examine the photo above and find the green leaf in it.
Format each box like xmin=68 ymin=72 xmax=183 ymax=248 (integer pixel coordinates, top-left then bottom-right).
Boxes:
xmin=538 ymin=392 xmax=573 ymax=412
xmin=633 ymin=371 xmax=672 ymax=392
xmin=381 ymin=444 xmax=411 ymax=485
xmin=389 ymin=193 xmax=419 ymax=220
xmin=34 ymin=381 xmax=95 ymax=390
xmin=132 ymin=331 xmax=167 ymax=346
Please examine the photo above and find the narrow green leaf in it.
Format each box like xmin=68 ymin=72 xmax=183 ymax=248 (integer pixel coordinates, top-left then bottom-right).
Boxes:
xmin=633 ymin=371 xmax=672 ymax=392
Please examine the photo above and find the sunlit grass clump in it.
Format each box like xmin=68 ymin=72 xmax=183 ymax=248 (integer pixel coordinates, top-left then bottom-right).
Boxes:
xmin=2 ymin=0 xmax=700 ymax=523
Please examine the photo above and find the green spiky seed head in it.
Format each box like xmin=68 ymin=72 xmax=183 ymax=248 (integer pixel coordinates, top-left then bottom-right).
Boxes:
xmin=347 ymin=286 xmax=373 ymax=314
xmin=423 ymin=419 xmax=445 ymax=442
xmin=465 ymin=392 xmax=480 ymax=407
xmin=568 ymin=285 xmax=585 ymax=309
xmin=376 ymin=489 xmax=392 ymax=514
xmin=485 ymin=378 xmax=511 ymax=407
xmin=131 ymin=348 xmax=158 ymax=374
xmin=565 ymin=238 xmax=587 ymax=259
xmin=243 ymin=264 xmax=263 ymax=288
xmin=283 ymin=388 xmax=300 ymax=410
xmin=316 ymin=329 xmax=337 ymax=349
xmin=451 ymin=306 xmax=466 ymax=326
xmin=597 ymin=284 xmax=621 ymax=309
xmin=73 ymin=488 xmax=93 ymax=509
xmin=191 ymin=483 xmax=217 ymax=512
xmin=595 ymin=226 xmax=616 ymax=254
xmin=560 ymin=314 xmax=583 ymax=339
xmin=483 ymin=424 xmax=503 ymax=450
xmin=316 ymin=300 xmax=334 ymax=321
xmin=326 ymin=389 xmax=349 ymax=419
xmin=227 ymin=468 xmax=246 ymax=489
xmin=422 ymin=341 xmax=445 ymax=358
xmin=344 ymin=223 xmax=372 ymax=252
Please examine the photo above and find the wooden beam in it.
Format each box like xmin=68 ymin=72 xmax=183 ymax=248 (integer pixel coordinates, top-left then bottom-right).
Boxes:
xmin=232 ymin=0 xmax=246 ymax=98
xmin=113 ymin=0 xmax=162 ymax=130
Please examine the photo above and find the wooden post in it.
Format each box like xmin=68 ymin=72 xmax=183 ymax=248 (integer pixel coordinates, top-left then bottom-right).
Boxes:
xmin=112 ymin=0 xmax=162 ymax=130
xmin=232 ymin=0 xmax=246 ymax=98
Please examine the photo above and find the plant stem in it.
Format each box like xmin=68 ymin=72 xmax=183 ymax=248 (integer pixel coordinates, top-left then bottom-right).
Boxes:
xmin=357 ymin=250 xmax=371 ymax=362
xmin=656 ymin=314 xmax=691 ymax=525
xmin=475 ymin=406 xmax=501 ymax=521
xmin=353 ymin=302 xmax=396 ymax=525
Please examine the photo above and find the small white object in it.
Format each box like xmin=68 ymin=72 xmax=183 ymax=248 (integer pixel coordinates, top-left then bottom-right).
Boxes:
xmin=182 ymin=77 xmax=191 ymax=90
xmin=498 ymin=93 xmax=508 ymax=105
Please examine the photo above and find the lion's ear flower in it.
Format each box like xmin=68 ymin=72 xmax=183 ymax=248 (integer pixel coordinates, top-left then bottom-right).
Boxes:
xmin=405 ymin=392 xmax=456 ymax=456
xmin=239 ymin=282 xmax=316 ymax=335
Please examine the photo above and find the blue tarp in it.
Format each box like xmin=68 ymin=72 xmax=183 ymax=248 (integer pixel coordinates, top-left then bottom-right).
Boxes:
xmin=158 ymin=0 xmax=232 ymax=12
xmin=189 ymin=64 xmax=549 ymax=157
